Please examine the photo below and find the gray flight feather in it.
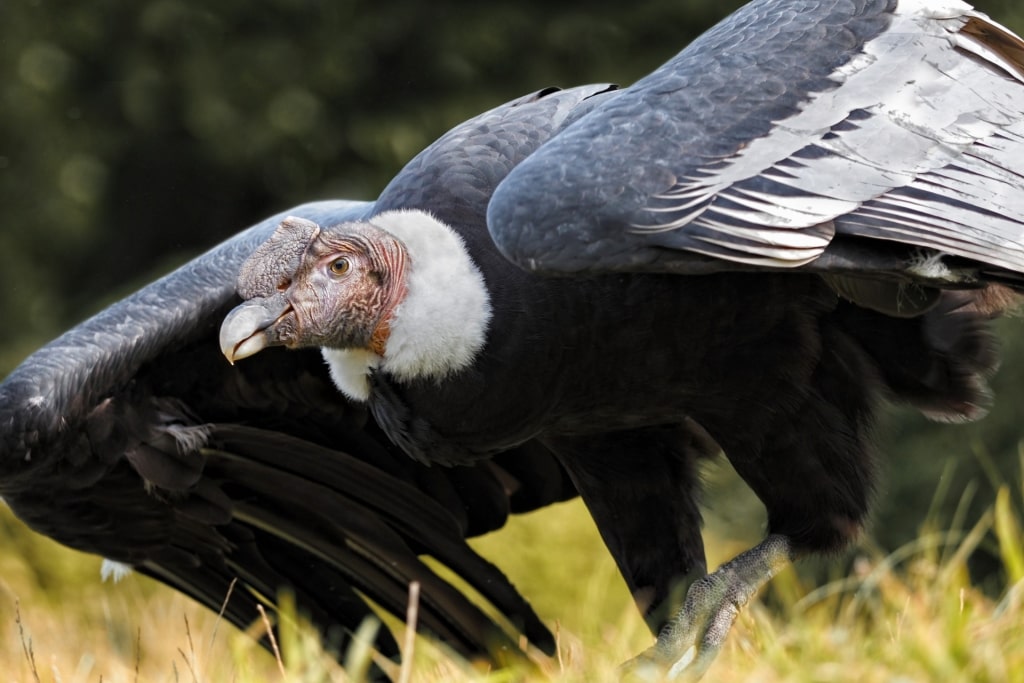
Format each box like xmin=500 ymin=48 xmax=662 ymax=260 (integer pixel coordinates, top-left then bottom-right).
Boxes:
xmin=487 ymin=0 xmax=1024 ymax=282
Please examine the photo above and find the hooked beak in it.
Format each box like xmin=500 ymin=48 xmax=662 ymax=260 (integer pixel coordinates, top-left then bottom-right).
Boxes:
xmin=220 ymin=294 xmax=293 ymax=364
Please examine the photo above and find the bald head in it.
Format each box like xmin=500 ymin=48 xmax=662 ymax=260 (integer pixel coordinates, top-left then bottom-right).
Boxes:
xmin=221 ymin=216 xmax=409 ymax=363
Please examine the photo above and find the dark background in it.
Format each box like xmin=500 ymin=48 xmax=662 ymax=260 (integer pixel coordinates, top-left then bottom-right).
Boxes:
xmin=2 ymin=0 xmax=1023 ymax=582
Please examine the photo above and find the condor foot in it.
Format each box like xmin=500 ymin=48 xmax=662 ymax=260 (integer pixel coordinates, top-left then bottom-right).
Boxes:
xmin=625 ymin=534 xmax=793 ymax=681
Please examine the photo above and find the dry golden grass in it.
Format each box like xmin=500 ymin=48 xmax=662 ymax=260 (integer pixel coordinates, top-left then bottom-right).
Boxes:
xmin=2 ymin=483 xmax=1023 ymax=683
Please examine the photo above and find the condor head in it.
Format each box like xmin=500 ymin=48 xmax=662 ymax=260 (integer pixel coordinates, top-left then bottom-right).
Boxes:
xmin=220 ymin=211 xmax=492 ymax=401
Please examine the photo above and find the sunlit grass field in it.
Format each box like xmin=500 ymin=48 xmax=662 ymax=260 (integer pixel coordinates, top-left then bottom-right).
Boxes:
xmin=3 ymin=464 xmax=1023 ymax=682
xmin=2 ymin=497 xmax=1024 ymax=679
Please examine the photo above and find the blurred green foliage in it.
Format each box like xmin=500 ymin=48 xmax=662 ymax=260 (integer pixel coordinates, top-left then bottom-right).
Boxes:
xmin=2 ymin=0 xmax=1024 ymax=597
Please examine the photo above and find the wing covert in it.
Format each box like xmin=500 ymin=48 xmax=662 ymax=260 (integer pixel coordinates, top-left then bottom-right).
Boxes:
xmin=487 ymin=0 xmax=1024 ymax=279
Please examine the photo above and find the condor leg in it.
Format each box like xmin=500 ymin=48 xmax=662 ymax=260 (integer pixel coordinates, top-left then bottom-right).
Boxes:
xmin=544 ymin=423 xmax=715 ymax=632
xmin=631 ymin=322 xmax=879 ymax=679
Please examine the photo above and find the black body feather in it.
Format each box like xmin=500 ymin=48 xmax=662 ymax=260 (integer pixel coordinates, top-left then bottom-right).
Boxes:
xmin=0 ymin=200 xmax=575 ymax=673
xmin=3 ymin=0 xmax=1023 ymax=677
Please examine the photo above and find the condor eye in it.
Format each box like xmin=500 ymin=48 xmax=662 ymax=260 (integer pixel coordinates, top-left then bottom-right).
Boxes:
xmin=329 ymin=258 xmax=350 ymax=276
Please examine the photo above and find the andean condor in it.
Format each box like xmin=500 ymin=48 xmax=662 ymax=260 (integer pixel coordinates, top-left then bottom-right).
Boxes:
xmin=0 ymin=198 xmax=580 ymax=673
xmin=4 ymin=0 xmax=1024 ymax=679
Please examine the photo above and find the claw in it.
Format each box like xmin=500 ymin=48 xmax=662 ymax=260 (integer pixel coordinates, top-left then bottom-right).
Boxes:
xmin=624 ymin=534 xmax=794 ymax=680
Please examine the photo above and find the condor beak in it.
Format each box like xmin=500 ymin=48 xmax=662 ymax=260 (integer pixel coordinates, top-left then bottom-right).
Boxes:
xmin=220 ymin=294 xmax=293 ymax=364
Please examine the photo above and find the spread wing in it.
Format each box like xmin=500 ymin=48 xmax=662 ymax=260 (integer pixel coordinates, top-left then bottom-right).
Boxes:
xmin=0 ymin=200 xmax=571 ymax=669
xmin=487 ymin=0 xmax=1024 ymax=286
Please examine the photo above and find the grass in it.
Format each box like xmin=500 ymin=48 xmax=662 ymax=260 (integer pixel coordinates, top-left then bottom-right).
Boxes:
xmin=2 ymin=479 xmax=1024 ymax=682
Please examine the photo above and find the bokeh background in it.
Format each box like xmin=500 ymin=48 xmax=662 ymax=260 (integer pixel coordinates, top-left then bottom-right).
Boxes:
xmin=2 ymin=0 xmax=1024 ymax=677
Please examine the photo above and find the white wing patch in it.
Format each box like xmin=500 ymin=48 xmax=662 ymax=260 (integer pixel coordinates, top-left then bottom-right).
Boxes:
xmin=633 ymin=0 xmax=1024 ymax=272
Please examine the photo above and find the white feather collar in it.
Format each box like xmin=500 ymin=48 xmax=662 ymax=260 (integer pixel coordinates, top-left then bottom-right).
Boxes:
xmin=322 ymin=209 xmax=492 ymax=401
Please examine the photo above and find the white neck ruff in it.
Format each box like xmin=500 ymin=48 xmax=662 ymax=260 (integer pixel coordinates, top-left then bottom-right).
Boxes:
xmin=322 ymin=209 xmax=492 ymax=401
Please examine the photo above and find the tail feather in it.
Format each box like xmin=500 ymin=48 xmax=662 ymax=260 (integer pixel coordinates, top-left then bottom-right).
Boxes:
xmin=832 ymin=286 xmax=1014 ymax=422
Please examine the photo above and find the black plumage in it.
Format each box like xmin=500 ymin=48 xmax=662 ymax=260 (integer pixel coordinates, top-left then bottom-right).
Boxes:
xmin=0 ymin=198 xmax=576 ymax=673
xmin=220 ymin=0 xmax=1024 ymax=677
xmin=4 ymin=0 xmax=1024 ymax=680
